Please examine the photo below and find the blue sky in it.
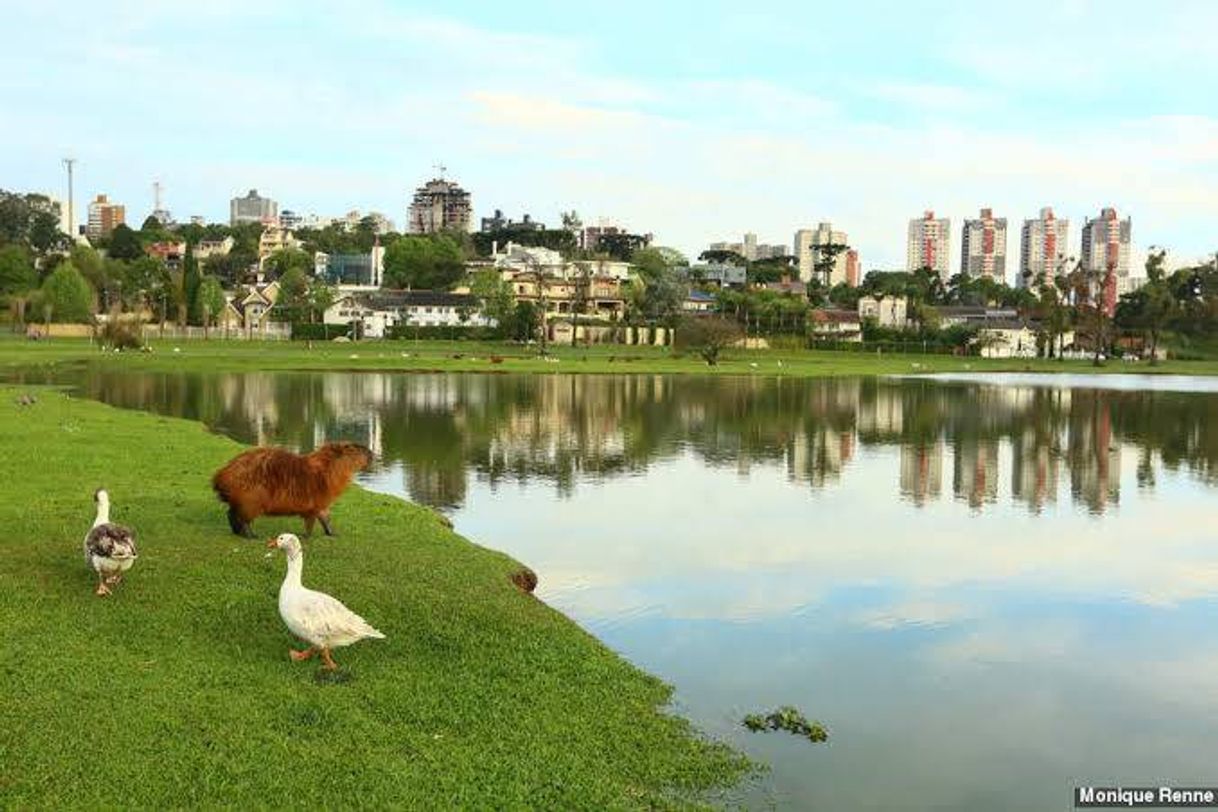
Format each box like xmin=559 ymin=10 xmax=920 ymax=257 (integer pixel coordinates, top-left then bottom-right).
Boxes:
xmin=3 ymin=0 xmax=1217 ymax=272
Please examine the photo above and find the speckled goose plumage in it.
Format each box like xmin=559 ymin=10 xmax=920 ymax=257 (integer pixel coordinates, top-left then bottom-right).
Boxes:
xmin=84 ymin=489 xmax=137 ymax=596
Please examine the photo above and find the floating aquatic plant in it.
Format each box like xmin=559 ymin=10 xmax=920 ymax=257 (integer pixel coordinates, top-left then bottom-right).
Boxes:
xmin=742 ymin=706 xmax=828 ymax=743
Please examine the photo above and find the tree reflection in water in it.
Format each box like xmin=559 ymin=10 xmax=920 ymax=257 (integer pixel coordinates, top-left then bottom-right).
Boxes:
xmin=17 ymin=369 xmax=1218 ymax=514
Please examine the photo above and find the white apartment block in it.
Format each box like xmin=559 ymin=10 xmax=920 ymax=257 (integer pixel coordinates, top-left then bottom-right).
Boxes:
xmin=709 ymin=233 xmax=785 ymax=261
xmin=794 ymin=222 xmax=853 ymax=285
xmin=907 ymin=211 xmax=951 ymax=278
xmin=1018 ymin=207 xmax=1070 ymax=288
xmin=960 ymin=208 xmax=1007 ymax=282
xmin=230 ymin=189 xmax=278 ymax=226
xmin=1081 ymin=207 xmax=1135 ymax=293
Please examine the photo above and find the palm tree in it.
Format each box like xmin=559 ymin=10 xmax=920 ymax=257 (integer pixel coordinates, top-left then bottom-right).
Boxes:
xmin=1140 ymin=248 xmax=1173 ymax=364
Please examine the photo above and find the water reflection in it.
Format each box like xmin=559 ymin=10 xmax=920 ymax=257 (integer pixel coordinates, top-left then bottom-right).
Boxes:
xmin=21 ymin=370 xmax=1218 ymax=516
xmin=12 ymin=367 xmax=1218 ymax=809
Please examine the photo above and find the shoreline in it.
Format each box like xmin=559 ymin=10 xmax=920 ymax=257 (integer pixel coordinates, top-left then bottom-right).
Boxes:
xmin=0 ymin=384 xmax=750 ymax=808
xmin=6 ymin=337 xmax=1218 ymax=379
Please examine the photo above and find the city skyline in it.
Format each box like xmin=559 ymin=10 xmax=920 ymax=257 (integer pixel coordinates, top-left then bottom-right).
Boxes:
xmin=4 ymin=1 xmax=1217 ymax=273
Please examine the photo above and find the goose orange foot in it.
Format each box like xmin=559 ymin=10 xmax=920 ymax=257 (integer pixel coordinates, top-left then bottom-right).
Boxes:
xmin=289 ymin=648 xmax=316 ymax=662
xmin=320 ymin=648 xmax=338 ymax=671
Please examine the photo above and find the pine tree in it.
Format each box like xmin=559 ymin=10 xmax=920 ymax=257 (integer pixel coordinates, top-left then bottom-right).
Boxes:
xmin=183 ymin=244 xmax=202 ymax=325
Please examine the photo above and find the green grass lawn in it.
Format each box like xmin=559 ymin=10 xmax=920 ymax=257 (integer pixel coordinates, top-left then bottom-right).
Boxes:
xmin=6 ymin=335 xmax=1218 ymax=378
xmin=0 ymin=387 xmax=749 ymax=808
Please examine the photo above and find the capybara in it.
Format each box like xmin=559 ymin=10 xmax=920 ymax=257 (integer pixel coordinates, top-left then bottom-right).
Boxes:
xmin=212 ymin=442 xmax=372 ymax=538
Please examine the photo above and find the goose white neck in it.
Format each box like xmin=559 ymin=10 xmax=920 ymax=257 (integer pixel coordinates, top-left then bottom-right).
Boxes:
xmin=94 ymin=491 xmax=111 ymax=525
xmin=283 ymin=549 xmax=304 ymax=587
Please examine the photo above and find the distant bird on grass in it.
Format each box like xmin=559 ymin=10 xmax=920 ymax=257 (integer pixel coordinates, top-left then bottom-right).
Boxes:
xmin=83 ymin=489 xmax=138 ymax=597
xmin=267 ymin=533 xmax=384 ymax=671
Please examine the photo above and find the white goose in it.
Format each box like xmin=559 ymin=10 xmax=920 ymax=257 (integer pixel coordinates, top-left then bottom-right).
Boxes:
xmin=83 ymin=488 xmax=138 ymax=596
xmin=266 ymin=533 xmax=385 ymax=670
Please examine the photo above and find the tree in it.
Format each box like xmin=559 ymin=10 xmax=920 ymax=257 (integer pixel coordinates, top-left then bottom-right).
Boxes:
xmin=560 ymin=210 xmax=582 ymax=232
xmin=108 ymin=223 xmax=145 ymax=261
xmin=97 ymin=257 xmax=130 ymax=314
xmin=168 ymin=269 xmax=188 ymax=327
xmin=203 ymin=253 xmax=244 ymax=287
xmin=1068 ymin=259 xmax=1111 ymax=366
xmin=276 ymin=266 xmax=311 ymax=323
xmin=1034 ymin=262 xmax=1073 ymax=359
xmin=628 ymin=247 xmax=685 ymax=327
xmin=70 ymin=244 xmax=105 ymax=288
xmin=198 ymin=275 xmax=226 ymax=339
xmin=0 ymin=244 xmax=36 ymax=299
xmin=264 ymin=247 xmax=313 ymax=279
xmin=1140 ymin=248 xmax=1173 ymax=363
xmin=41 ymin=262 xmax=94 ymax=323
xmin=510 ymin=300 xmax=540 ymax=342
xmin=568 ymin=262 xmax=593 ymax=346
xmin=183 ymin=244 xmax=202 ymax=325
xmin=698 ymin=249 xmax=747 ymax=267
xmin=747 ymin=255 xmax=795 ymax=286
xmin=596 ymin=232 xmax=648 ymax=261
xmin=140 ymin=215 xmax=171 ymax=244
xmin=0 ymin=190 xmax=66 ymax=253
xmin=812 ymin=243 xmax=849 ymax=288
xmin=828 ymin=281 xmax=862 ymax=310
xmin=471 ymin=227 xmax=578 ymax=258
xmin=307 ymin=279 xmax=335 ymax=324
xmin=0 ymin=244 xmax=37 ymax=331
xmin=673 ymin=317 xmax=742 ymax=365
xmin=126 ymin=256 xmax=166 ymax=311
xmin=470 ymin=269 xmax=515 ymax=335
xmin=382 ymin=235 xmax=465 ymax=290
xmin=175 ymin=221 xmax=208 ymax=246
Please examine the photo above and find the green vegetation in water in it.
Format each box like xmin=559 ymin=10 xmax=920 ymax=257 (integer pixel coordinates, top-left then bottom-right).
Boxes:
xmin=0 ymin=386 xmax=750 ymax=808
xmin=743 ymin=707 xmax=829 ymax=743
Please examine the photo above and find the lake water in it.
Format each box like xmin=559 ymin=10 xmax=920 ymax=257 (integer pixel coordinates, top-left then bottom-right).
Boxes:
xmin=14 ymin=368 xmax=1218 ymax=810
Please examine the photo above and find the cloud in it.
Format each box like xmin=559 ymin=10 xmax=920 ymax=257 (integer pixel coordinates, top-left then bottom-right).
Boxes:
xmin=3 ymin=1 xmax=1217 ymax=268
xmin=868 ymin=82 xmax=991 ymax=112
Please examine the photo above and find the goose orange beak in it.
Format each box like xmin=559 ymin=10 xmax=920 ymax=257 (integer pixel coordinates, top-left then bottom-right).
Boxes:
xmin=265 ymin=538 xmax=277 ymax=549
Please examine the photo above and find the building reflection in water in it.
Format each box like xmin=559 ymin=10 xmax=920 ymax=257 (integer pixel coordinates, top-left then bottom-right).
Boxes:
xmin=36 ymin=369 xmax=1218 ymax=514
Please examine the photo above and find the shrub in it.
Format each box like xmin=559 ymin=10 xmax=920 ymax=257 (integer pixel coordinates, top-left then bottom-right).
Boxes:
xmin=385 ymin=324 xmax=503 ymax=342
xmin=99 ymin=319 xmax=143 ymax=350
xmin=291 ymin=323 xmax=353 ymax=341
xmin=673 ymin=317 xmax=743 ymax=365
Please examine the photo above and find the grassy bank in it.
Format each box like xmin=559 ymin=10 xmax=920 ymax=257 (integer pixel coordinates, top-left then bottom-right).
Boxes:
xmin=0 ymin=386 xmax=749 ymax=808
xmin=6 ymin=336 xmax=1218 ymax=377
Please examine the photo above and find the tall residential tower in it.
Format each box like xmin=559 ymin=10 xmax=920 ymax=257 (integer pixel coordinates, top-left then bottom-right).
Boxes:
xmin=86 ymin=194 xmax=125 ymax=239
xmin=906 ymin=211 xmax=950 ymax=278
xmin=1018 ymin=207 xmax=1070 ymax=287
xmin=795 ymin=222 xmax=855 ymax=286
xmin=230 ymin=189 xmax=278 ymax=226
xmin=408 ymin=176 xmax=472 ymax=234
xmin=960 ymin=208 xmax=1007 ymax=281
xmin=1081 ymin=207 xmax=1134 ymax=314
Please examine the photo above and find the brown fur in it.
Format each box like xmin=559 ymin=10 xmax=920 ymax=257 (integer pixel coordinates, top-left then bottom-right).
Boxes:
xmin=212 ymin=442 xmax=372 ymax=537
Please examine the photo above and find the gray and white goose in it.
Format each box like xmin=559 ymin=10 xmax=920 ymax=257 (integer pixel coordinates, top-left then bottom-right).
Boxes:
xmin=83 ymin=488 xmax=138 ymax=597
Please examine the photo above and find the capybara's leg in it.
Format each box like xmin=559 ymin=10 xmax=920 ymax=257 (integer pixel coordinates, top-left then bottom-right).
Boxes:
xmin=303 ymin=515 xmax=316 ymax=536
xmin=227 ymin=505 xmax=245 ymax=536
xmin=319 ymin=512 xmax=335 ymax=536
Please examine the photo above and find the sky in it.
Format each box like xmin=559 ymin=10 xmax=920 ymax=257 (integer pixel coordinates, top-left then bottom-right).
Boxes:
xmin=3 ymin=0 xmax=1218 ymax=274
